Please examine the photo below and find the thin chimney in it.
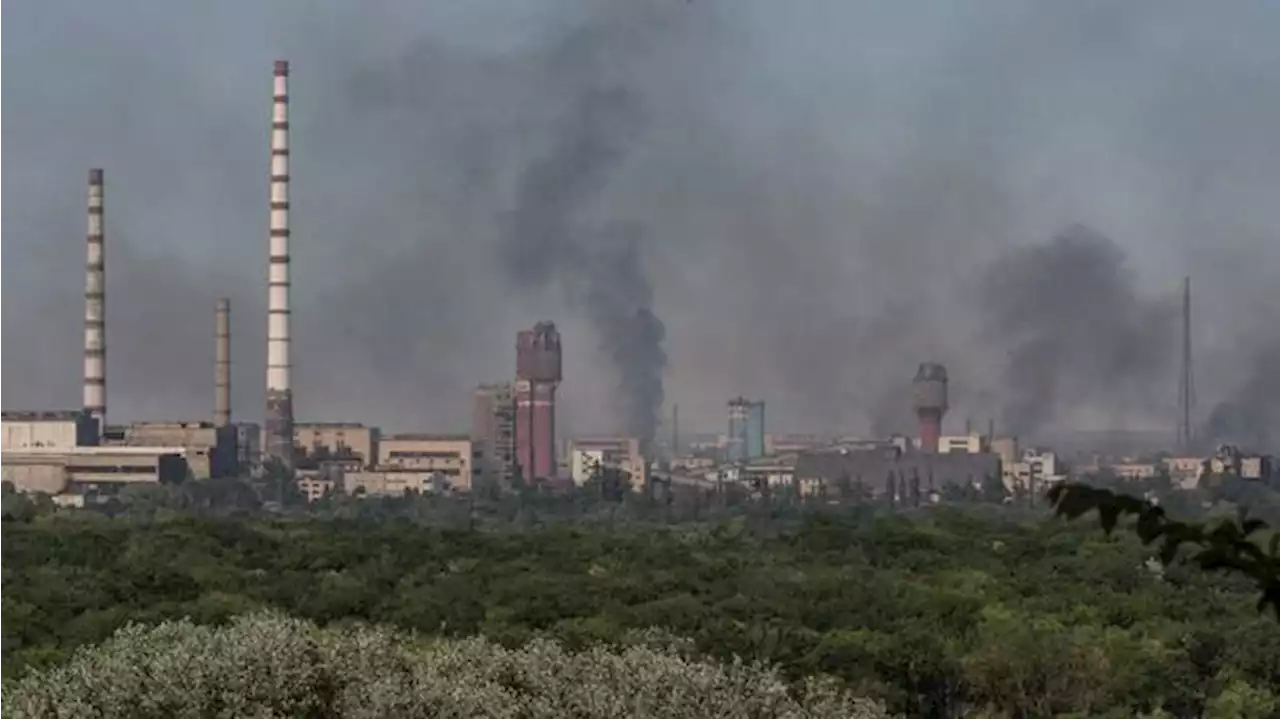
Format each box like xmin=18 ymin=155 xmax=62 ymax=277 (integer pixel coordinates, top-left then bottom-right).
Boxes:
xmin=84 ymin=168 xmax=107 ymax=435
xmin=215 ymin=298 xmax=231 ymax=427
xmin=264 ymin=59 xmax=295 ymax=468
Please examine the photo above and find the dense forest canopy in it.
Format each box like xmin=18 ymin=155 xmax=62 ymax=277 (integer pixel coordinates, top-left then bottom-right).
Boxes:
xmin=4 ymin=498 xmax=1278 ymax=718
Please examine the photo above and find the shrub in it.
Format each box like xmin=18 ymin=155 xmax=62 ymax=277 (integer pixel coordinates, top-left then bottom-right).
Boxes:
xmin=2 ymin=611 xmax=890 ymax=719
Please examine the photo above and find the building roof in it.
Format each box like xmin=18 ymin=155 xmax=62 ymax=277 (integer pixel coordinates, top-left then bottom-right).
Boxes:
xmin=4 ymin=446 xmax=188 ymax=458
xmin=794 ymin=449 xmax=1000 ymax=492
xmin=1 ymin=410 xmax=90 ymax=421
xmin=385 ymin=433 xmax=470 ymax=442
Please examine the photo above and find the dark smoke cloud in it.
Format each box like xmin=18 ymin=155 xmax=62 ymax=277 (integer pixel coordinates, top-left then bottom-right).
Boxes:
xmin=501 ymin=85 xmax=667 ymax=447
xmin=4 ymin=0 xmax=1279 ymax=443
xmin=978 ymin=225 xmax=1176 ymax=436
xmin=1204 ymin=341 xmax=1280 ymax=451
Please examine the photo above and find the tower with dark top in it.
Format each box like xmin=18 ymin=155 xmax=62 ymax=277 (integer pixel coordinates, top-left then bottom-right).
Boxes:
xmin=912 ymin=362 xmax=948 ymax=453
xmin=515 ymin=322 xmax=562 ymax=483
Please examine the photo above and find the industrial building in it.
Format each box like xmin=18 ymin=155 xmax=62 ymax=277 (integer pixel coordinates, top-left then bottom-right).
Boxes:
xmin=727 ymin=398 xmax=765 ymax=463
xmin=376 ymin=434 xmax=480 ymax=492
xmin=344 ymin=469 xmax=451 ymax=498
xmin=472 ymin=382 xmax=516 ymax=489
xmin=2 ymin=410 xmax=100 ymax=449
xmin=569 ymin=436 xmax=647 ymax=491
xmin=1 ymin=411 xmax=189 ymax=494
xmin=515 ymin=322 xmax=562 ymax=483
xmin=793 ymin=447 xmax=1001 ymax=500
xmin=294 ymin=422 xmax=379 ymax=471
xmin=937 ymin=433 xmax=986 ymax=454
xmin=3 ymin=446 xmax=190 ymax=494
xmin=106 ymin=421 xmax=237 ymax=480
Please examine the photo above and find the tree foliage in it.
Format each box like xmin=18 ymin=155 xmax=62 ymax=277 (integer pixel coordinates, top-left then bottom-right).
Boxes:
xmin=1047 ymin=482 xmax=1280 ymax=619
xmin=3 ymin=612 xmax=890 ymax=719
xmin=3 ymin=506 xmax=1278 ymax=716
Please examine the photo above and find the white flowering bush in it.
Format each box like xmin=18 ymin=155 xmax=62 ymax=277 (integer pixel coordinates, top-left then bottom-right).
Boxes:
xmin=3 ymin=612 xmax=891 ymax=719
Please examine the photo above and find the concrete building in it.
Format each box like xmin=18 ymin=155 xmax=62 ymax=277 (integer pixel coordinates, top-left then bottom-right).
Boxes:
xmin=515 ymin=322 xmax=562 ymax=483
xmin=1110 ymin=462 xmax=1160 ymax=481
xmin=110 ymin=421 xmax=237 ymax=481
xmin=765 ymin=434 xmax=826 ymax=455
xmin=727 ymin=398 xmax=766 ymax=463
xmin=377 ymin=434 xmax=479 ymax=492
xmin=344 ymin=469 xmax=448 ymax=497
xmin=296 ymin=474 xmax=337 ymax=502
xmin=295 ymin=422 xmax=378 ymax=470
xmin=938 ymin=433 xmax=985 ymax=454
xmin=472 ymin=383 xmax=516 ymax=488
xmin=568 ymin=436 xmax=646 ymax=490
xmin=741 ymin=454 xmax=798 ymax=491
xmin=3 ymin=446 xmax=189 ymax=495
xmin=2 ymin=410 xmax=100 ymax=450
xmin=1004 ymin=448 xmax=1060 ymax=492
xmin=793 ymin=447 xmax=1001 ymax=500
xmin=1164 ymin=456 xmax=1205 ymax=490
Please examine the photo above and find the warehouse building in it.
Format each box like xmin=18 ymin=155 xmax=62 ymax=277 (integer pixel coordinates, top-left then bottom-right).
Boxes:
xmin=2 ymin=446 xmax=189 ymax=495
xmin=108 ymin=421 xmax=237 ymax=480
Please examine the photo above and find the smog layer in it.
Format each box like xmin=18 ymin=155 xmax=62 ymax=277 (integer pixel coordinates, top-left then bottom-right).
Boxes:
xmin=3 ymin=0 xmax=1278 ymax=445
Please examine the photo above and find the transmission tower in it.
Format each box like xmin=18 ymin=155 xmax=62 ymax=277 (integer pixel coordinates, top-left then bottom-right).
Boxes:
xmin=1176 ymin=276 xmax=1196 ymax=453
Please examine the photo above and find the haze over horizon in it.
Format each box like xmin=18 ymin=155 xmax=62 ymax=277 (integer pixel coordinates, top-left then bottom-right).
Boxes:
xmin=4 ymin=0 xmax=1278 ymax=445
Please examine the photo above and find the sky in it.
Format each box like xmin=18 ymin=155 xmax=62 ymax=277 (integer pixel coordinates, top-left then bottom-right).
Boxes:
xmin=3 ymin=0 xmax=1278 ymax=445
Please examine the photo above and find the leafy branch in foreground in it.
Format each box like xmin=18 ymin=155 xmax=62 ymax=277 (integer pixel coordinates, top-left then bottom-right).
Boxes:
xmin=1047 ymin=482 xmax=1280 ymax=620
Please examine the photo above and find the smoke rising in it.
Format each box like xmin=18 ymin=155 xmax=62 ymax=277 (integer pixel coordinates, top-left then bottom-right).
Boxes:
xmin=500 ymin=85 xmax=667 ymax=447
xmin=3 ymin=0 xmax=1279 ymax=446
xmin=978 ymin=225 xmax=1177 ymax=437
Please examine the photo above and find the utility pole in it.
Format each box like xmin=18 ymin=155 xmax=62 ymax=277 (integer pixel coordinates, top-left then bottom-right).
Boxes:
xmin=1177 ymin=276 xmax=1195 ymax=454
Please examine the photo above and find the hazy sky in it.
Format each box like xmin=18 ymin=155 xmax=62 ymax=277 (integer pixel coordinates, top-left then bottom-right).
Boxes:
xmin=4 ymin=0 xmax=1278 ymax=441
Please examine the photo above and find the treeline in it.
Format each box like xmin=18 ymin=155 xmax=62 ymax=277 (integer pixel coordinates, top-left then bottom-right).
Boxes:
xmin=3 ymin=506 xmax=1278 ymax=717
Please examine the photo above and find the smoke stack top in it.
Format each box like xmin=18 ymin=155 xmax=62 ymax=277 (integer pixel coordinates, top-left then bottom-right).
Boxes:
xmin=274 ymin=60 xmax=289 ymax=77
xmin=83 ymin=168 xmax=106 ymax=434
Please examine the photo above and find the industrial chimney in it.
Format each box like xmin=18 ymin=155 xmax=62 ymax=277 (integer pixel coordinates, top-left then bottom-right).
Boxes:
xmin=515 ymin=322 xmax=563 ymax=483
xmin=912 ymin=362 xmax=948 ymax=454
xmin=264 ymin=60 xmax=295 ymax=469
xmin=215 ymin=298 xmax=231 ymax=427
xmin=84 ymin=168 xmax=107 ymax=435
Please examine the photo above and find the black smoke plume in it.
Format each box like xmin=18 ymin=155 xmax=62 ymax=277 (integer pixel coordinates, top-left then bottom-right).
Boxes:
xmin=1204 ymin=341 xmax=1280 ymax=451
xmin=979 ymin=224 xmax=1176 ymax=437
xmin=501 ymin=87 xmax=667 ymax=448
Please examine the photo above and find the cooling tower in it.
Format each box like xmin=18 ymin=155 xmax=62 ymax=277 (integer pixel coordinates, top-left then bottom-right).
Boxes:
xmin=215 ymin=298 xmax=231 ymax=427
xmin=264 ymin=60 xmax=295 ymax=469
xmin=912 ymin=362 xmax=949 ymax=454
xmin=84 ymin=168 xmax=106 ymax=434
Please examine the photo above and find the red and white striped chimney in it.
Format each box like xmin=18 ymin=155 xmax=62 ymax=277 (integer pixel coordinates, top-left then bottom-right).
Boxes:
xmin=264 ymin=60 xmax=295 ymax=468
xmin=84 ymin=168 xmax=107 ymax=434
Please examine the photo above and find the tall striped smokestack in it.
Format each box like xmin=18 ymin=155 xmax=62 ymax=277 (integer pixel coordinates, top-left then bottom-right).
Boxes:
xmin=215 ymin=298 xmax=231 ymax=427
xmin=264 ymin=59 xmax=295 ymax=469
xmin=84 ymin=168 xmax=107 ymax=434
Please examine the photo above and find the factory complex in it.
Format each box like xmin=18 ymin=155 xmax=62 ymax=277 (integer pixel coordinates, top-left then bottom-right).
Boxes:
xmin=3 ymin=61 xmax=1275 ymax=508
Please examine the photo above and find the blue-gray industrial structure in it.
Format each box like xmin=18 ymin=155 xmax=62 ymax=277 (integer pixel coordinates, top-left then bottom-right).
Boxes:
xmin=728 ymin=397 xmax=766 ymax=463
